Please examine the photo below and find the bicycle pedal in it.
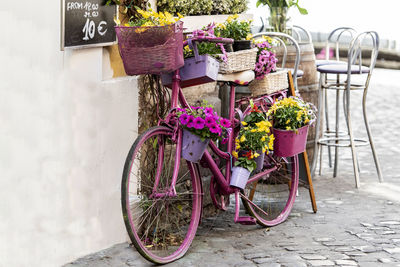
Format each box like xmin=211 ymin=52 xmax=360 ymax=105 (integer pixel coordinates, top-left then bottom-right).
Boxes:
xmin=235 ymin=216 xmax=257 ymax=225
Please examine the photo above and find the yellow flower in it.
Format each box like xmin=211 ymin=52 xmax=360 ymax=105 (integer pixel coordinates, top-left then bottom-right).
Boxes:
xmin=233 ymin=14 xmax=239 ymax=19
xmin=286 ymin=119 xmax=291 ymax=124
xmin=246 ymin=33 xmax=253 ymax=40
xmin=253 ymin=152 xmax=260 ymax=158
xmin=305 ymin=118 xmax=310 ymax=124
xmin=236 ymin=144 xmax=241 ymax=150
xmin=286 ymin=126 xmax=291 ymax=130
xmin=177 ymin=12 xmax=184 ymax=19
xmin=241 ymin=121 xmax=247 ymax=126
xmin=232 ymin=151 xmax=238 ymax=159
xmin=251 ymin=129 xmax=257 ymax=133
xmin=240 ymin=135 xmax=246 ymax=143
xmin=261 ymin=136 xmax=266 ymax=142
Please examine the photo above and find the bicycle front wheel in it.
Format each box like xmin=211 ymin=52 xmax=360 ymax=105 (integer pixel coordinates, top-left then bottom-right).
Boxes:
xmin=242 ymin=155 xmax=299 ymax=227
xmin=121 ymin=126 xmax=202 ymax=264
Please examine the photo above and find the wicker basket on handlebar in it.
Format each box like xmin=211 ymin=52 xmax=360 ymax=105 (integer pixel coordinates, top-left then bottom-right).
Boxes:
xmin=218 ymin=48 xmax=258 ymax=74
xmin=115 ymin=21 xmax=184 ymax=75
xmin=248 ymin=69 xmax=289 ymax=96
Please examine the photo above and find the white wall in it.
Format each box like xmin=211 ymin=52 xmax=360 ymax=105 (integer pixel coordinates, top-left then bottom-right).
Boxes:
xmin=0 ymin=2 xmax=138 ymax=267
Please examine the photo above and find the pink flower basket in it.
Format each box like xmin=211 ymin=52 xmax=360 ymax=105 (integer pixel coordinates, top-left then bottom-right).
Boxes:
xmin=115 ymin=21 xmax=184 ymax=75
xmin=272 ymin=125 xmax=309 ymax=157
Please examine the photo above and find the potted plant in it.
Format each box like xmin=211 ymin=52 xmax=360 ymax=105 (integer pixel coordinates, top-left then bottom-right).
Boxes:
xmin=267 ymin=96 xmax=316 ymax=157
xmin=114 ymin=8 xmax=185 ymax=75
xmin=249 ymin=36 xmax=288 ymax=96
xmin=214 ymin=14 xmax=253 ymax=51
xmin=230 ymin=109 xmax=274 ymax=189
xmin=177 ymin=102 xmax=231 ymax=162
xmin=161 ymin=23 xmax=229 ymax=88
xmin=256 ymin=0 xmax=308 ymax=33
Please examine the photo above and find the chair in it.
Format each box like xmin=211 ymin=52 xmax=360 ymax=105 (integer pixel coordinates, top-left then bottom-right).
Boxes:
xmin=316 ymin=27 xmax=357 ymax=169
xmin=311 ymin=31 xmax=383 ymax=188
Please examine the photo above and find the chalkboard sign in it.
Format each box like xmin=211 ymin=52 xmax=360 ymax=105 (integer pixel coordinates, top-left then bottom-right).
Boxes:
xmin=61 ymin=0 xmax=117 ymax=50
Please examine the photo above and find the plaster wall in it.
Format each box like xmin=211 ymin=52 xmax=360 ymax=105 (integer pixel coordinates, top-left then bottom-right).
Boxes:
xmin=0 ymin=2 xmax=137 ymax=266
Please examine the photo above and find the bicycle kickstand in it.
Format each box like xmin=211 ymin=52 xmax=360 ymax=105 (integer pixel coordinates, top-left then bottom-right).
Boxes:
xmin=234 ymin=190 xmax=257 ymax=225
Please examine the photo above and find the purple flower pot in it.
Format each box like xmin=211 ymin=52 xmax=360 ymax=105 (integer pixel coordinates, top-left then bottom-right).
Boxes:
xmin=230 ymin=167 xmax=251 ymax=189
xmin=181 ymin=129 xmax=210 ymax=163
xmin=161 ymin=55 xmax=220 ymax=88
xmin=273 ymin=125 xmax=309 ymax=157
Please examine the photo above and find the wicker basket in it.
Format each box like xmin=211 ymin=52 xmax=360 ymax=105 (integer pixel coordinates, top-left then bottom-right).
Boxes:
xmin=218 ymin=48 xmax=258 ymax=74
xmin=115 ymin=22 xmax=184 ymax=75
xmin=248 ymin=69 xmax=289 ymax=96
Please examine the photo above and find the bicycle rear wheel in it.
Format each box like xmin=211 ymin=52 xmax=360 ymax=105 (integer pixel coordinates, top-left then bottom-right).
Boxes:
xmin=242 ymin=155 xmax=299 ymax=226
xmin=121 ymin=126 xmax=202 ymax=264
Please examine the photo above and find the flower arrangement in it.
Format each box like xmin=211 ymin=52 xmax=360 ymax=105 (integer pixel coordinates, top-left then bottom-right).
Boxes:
xmin=214 ymin=14 xmax=253 ymax=41
xmin=117 ymin=8 xmax=183 ymax=27
xmin=253 ymin=36 xmax=278 ymax=80
xmin=267 ymin=96 xmax=316 ymax=131
xmin=177 ymin=102 xmax=231 ymax=141
xmin=232 ymin=107 xmax=274 ymax=172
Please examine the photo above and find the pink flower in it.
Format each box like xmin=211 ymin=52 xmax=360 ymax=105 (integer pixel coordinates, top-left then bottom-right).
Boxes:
xmin=254 ymin=62 xmax=263 ymax=73
xmin=205 ymin=107 xmax=213 ymax=115
xmin=179 ymin=113 xmax=189 ymax=125
xmin=193 ymin=117 xmax=205 ymax=129
xmin=221 ymin=138 xmax=228 ymax=144
xmin=209 ymin=123 xmax=221 ymax=134
xmin=186 ymin=115 xmax=195 ymax=128
xmin=259 ymin=55 xmax=268 ymax=65
xmin=205 ymin=115 xmax=215 ymax=127
xmin=220 ymin=118 xmax=231 ymax=128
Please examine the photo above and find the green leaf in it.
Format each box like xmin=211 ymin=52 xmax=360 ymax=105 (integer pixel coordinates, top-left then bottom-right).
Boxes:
xmin=297 ymin=6 xmax=308 ymax=15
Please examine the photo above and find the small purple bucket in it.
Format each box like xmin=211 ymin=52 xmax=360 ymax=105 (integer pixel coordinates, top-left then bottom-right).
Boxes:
xmin=161 ymin=55 xmax=219 ymax=88
xmin=181 ymin=129 xmax=210 ymax=163
xmin=273 ymin=125 xmax=309 ymax=157
xmin=230 ymin=167 xmax=251 ymax=189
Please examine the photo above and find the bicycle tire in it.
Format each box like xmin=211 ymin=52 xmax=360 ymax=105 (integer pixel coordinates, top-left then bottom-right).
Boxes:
xmin=121 ymin=126 xmax=202 ymax=264
xmin=242 ymin=155 xmax=299 ymax=226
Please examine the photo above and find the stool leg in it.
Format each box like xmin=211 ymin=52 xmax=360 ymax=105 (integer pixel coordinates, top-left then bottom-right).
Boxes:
xmin=362 ymin=76 xmax=383 ymax=182
xmin=311 ymin=74 xmax=325 ymax=176
xmin=318 ymin=143 xmax=323 ymax=175
xmin=324 ymin=75 xmax=332 ymax=168
xmin=345 ymin=83 xmax=361 ymax=188
xmin=333 ymin=89 xmax=340 ymax=177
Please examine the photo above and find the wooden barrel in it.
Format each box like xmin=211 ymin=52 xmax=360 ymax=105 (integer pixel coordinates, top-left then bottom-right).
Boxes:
xmin=275 ymin=43 xmax=321 ymax=163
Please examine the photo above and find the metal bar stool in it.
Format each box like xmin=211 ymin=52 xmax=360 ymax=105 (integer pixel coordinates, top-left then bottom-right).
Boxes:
xmin=311 ymin=31 xmax=383 ymax=188
xmin=316 ymin=27 xmax=357 ymax=172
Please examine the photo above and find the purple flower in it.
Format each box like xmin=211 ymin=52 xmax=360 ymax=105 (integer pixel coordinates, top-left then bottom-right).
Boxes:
xmin=254 ymin=62 xmax=263 ymax=73
xmin=261 ymin=50 xmax=270 ymax=57
xmin=186 ymin=115 xmax=195 ymax=128
xmin=221 ymin=138 xmax=228 ymax=144
xmin=205 ymin=115 xmax=216 ymax=127
xmin=259 ymin=55 xmax=268 ymax=65
xmin=193 ymin=117 xmax=205 ymax=129
xmin=220 ymin=118 xmax=231 ymax=128
xmin=179 ymin=113 xmax=189 ymax=125
xmin=209 ymin=123 xmax=222 ymax=134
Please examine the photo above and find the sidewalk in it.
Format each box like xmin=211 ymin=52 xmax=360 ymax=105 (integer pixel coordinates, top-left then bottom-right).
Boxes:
xmin=66 ymin=68 xmax=400 ymax=267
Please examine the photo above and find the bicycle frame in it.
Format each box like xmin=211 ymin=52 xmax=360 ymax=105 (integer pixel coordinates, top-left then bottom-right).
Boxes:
xmin=151 ymin=65 xmax=285 ymax=202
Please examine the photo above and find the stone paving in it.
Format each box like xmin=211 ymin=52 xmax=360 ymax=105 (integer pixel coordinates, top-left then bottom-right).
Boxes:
xmin=65 ymin=68 xmax=400 ymax=267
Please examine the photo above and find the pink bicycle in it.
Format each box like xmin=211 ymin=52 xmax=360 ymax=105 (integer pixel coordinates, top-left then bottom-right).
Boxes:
xmin=121 ymin=36 xmax=299 ymax=264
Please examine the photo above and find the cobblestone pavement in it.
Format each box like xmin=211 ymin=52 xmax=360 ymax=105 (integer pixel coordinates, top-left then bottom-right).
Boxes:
xmin=66 ymin=69 xmax=400 ymax=267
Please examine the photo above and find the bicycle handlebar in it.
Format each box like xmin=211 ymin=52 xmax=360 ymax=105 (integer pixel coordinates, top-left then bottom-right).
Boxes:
xmin=183 ymin=36 xmax=234 ymax=47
